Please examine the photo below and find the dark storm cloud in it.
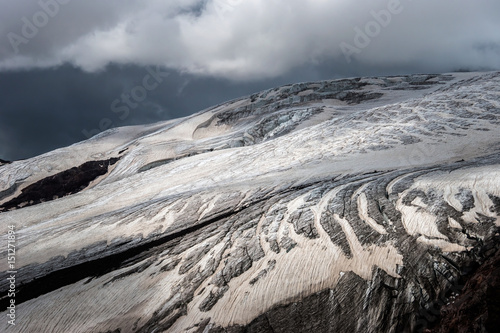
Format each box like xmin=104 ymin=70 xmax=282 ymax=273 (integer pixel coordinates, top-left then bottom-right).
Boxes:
xmin=0 ymin=63 xmax=315 ymax=161
xmin=1 ymin=0 xmax=499 ymax=77
xmin=0 ymin=0 xmax=499 ymax=160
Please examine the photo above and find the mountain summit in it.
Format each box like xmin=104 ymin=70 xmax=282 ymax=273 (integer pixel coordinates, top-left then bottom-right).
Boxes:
xmin=1 ymin=72 xmax=499 ymax=332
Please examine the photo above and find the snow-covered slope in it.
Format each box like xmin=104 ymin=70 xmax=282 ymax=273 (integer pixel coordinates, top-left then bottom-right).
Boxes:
xmin=1 ymin=72 xmax=499 ymax=332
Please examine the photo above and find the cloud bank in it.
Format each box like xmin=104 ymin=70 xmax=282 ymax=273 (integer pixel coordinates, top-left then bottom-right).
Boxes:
xmin=1 ymin=0 xmax=500 ymax=80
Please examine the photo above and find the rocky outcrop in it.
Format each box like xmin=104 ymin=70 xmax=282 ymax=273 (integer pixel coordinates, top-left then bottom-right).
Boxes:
xmin=427 ymin=242 xmax=500 ymax=333
xmin=0 ymin=157 xmax=120 ymax=211
xmin=0 ymin=72 xmax=499 ymax=332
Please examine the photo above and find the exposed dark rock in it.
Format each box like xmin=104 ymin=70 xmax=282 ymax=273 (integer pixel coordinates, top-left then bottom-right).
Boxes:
xmin=0 ymin=157 xmax=120 ymax=212
xmin=289 ymin=209 xmax=319 ymax=239
xmin=200 ymin=286 xmax=229 ymax=312
xmin=0 ymin=181 xmax=19 ymax=202
xmin=138 ymin=150 xmax=216 ymax=173
xmin=489 ymin=194 xmax=500 ymax=215
xmin=427 ymin=241 xmax=500 ymax=333
xmin=455 ymin=189 xmax=475 ymax=212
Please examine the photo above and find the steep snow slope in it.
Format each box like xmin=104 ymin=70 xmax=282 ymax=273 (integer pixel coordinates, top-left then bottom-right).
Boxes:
xmin=0 ymin=72 xmax=499 ymax=332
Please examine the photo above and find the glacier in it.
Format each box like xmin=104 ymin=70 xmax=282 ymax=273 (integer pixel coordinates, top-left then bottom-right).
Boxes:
xmin=0 ymin=71 xmax=499 ymax=332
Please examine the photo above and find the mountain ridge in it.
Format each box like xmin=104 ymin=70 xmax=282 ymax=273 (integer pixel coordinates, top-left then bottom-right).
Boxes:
xmin=1 ymin=71 xmax=499 ymax=332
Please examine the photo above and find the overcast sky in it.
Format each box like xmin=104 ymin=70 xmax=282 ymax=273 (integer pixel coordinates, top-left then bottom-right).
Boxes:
xmin=1 ymin=0 xmax=499 ymax=161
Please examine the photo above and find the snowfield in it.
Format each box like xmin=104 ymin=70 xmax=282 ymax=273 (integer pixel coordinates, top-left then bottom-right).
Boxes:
xmin=1 ymin=71 xmax=499 ymax=332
